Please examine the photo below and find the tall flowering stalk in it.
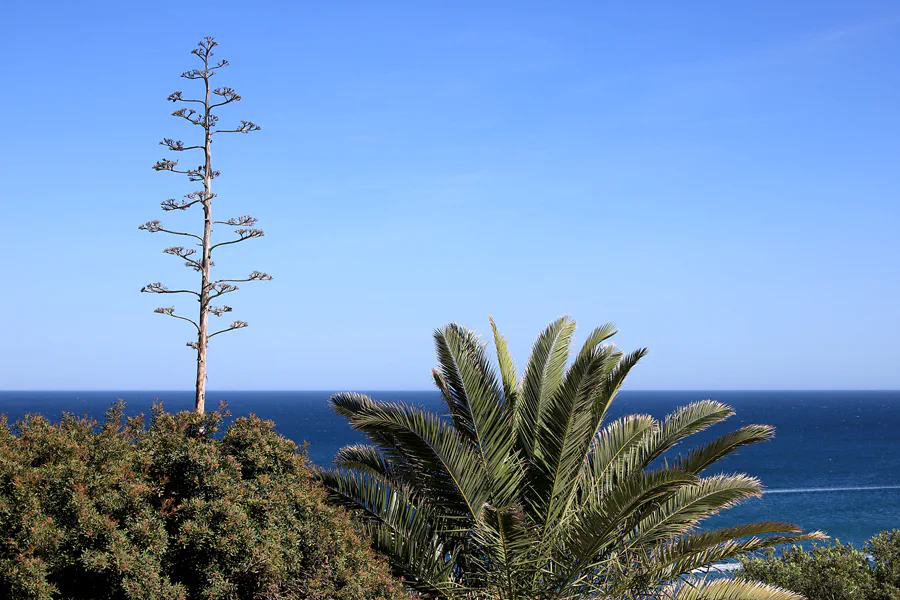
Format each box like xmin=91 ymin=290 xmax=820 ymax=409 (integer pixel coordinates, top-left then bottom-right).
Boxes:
xmin=141 ymin=37 xmax=270 ymax=414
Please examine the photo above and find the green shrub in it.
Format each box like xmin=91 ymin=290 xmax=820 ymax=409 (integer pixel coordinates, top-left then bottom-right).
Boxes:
xmin=869 ymin=530 xmax=900 ymax=595
xmin=0 ymin=402 xmax=410 ymax=600
xmin=739 ymin=531 xmax=900 ymax=600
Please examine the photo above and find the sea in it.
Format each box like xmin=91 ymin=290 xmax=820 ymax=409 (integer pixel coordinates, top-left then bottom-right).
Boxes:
xmin=1 ymin=390 xmax=897 ymax=549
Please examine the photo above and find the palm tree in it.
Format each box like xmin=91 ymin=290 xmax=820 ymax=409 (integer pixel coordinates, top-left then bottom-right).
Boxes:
xmin=321 ymin=317 xmax=823 ymax=599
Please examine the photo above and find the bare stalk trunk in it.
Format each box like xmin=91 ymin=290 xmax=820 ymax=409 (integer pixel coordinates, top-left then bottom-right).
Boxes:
xmin=195 ymin=72 xmax=213 ymax=415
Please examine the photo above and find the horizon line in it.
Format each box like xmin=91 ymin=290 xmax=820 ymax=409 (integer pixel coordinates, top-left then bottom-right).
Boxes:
xmin=3 ymin=389 xmax=899 ymax=393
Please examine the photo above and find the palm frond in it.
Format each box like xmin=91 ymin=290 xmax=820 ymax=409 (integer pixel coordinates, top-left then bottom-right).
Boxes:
xmin=432 ymin=325 xmax=487 ymax=441
xmin=341 ymin=396 xmax=490 ymax=518
xmin=662 ymin=576 xmax=806 ymax=600
xmin=659 ymin=530 xmax=828 ymax=578
xmin=436 ymin=324 xmax=519 ymax=505
xmin=574 ymin=322 xmax=618 ymax=363
xmin=593 ymin=347 xmax=647 ymax=426
xmin=675 ymin=425 xmax=775 ymax=475
xmin=557 ymin=468 xmax=698 ymax=589
xmin=645 ymin=523 xmax=828 ymax=583
xmin=333 ymin=443 xmax=394 ymax=480
xmin=518 ymin=316 xmax=577 ymax=460
xmin=330 ymin=390 xmax=379 ymax=420
xmin=320 ymin=469 xmax=467 ymax=595
xmin=535 ymin=344 xmax=631 ymax=544
xmin=578 ymin=413 xmax=656 ymax=497
xmin=330 ymin=392 xmax=426 ymax=493
xmin=624 ymin=474 xmax=765 ymax=547
xmin=471 ymin=503 xmax=541 ymax=600
xmin=368 ymin=520 xmax=461 ymax=596
xmin=531 ymin=339 xmax=612 ymax=524
xmin=432 ymin=367 xmax=471 ymax=438
xmin=432 ymin=327 xmax=478 ymax=443
xmin=490 ymin=316 xmax=519 ymax=411
xmin=318 ymin=468 xmax=424 ymax=530
xmin=629 ymin=400 xmax=735 ymax=471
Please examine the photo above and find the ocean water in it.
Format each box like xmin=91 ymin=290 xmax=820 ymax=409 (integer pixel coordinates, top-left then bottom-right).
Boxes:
xmin=1 ymin=390 xmax=897 ymax=548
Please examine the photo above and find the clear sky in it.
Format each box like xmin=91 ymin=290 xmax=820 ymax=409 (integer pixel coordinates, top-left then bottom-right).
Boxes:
xmin=1 ymin=1 xmax=898 ymax=391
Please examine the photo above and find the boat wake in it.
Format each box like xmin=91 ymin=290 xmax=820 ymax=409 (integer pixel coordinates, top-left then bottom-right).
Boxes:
xmin=765 ymin=485 xmax=900 ymax=495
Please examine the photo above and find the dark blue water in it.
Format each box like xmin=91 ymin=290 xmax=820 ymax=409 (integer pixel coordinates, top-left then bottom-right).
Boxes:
xmin=1 ymin=390 xmax=897 ymax=547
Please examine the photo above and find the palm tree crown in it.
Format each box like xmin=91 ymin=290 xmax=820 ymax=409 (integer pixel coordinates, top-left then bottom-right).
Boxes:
xmin=321 ymin=317 xmax=823 ymax=599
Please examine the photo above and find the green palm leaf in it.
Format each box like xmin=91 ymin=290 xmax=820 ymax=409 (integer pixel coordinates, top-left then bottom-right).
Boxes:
xmin=675 ymin=424 xmax=776 ymax=475
xmin=518 ymin=316 xmax=577 ymax=460
xmin=470 ymin=504 xmax=541 ymax=599
xmin=645 ymin=523 xmax=828 ymax=582
xmin=530 ymin=341 xmax=603 ymax=520
xmin=318 ymin=468 xmax=422 ymax=531
xmin=433 ymin=324 xmax=520 ymax=505
xmin=490 ymin=316 xmax=519 ymax=411
xmin=558 ymin=468 xmax=700 ymax=588
xmin=319 ymin=469 xmax=463 ymax=593
xmin=331 ymin=393 xmax=488 ymax=517
xmin=333 ymin=443 xmax=395 ymax=480
xmin=663 ymin=578 xmax=807 ymax=600
xmin=594 ymin=346 xmax=647 ymax=426
xmin=624 ymin=474 xmax=766 ymax=548
xmin=580 ymin=413 xmax=656 ymax=492
xmin=368 ymin=521 xmax=461 ymax=596
xmin=323 ymin=317 xmax=814 ymax=600
xmin=627 ymin=400 xmax=736 ymax=472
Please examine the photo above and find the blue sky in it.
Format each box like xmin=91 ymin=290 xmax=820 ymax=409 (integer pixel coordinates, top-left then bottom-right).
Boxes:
xmin=1 ymin=1 xmax=898 ymax=390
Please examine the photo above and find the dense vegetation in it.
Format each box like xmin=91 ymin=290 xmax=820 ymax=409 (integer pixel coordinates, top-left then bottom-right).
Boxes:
xmin=2 ymin=320 xmax=886 ymax=600
xmin=322 ymin=316 xmax=821 ymax=599
xmin=739 ymin=530 xmax=900 ymax=600
xmin=0 ymin=403 xmax=410 ymax=600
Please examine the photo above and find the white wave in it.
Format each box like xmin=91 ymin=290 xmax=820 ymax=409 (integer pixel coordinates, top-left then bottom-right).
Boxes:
xmin=764 ymin=485 xmax=900 ymax=495
xmin=692 ymin=561 xmax=742 ymax=574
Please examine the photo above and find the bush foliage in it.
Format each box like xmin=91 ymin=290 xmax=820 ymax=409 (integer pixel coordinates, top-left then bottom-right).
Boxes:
xmin=739 ymin=530 xmax=900 ymax=600
xmin=0 ymin=402 xmax=410 ymax=600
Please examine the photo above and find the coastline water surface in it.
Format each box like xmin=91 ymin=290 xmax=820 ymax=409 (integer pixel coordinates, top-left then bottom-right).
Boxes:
xmin=1 ymin=390 xmax=897 ymax=548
